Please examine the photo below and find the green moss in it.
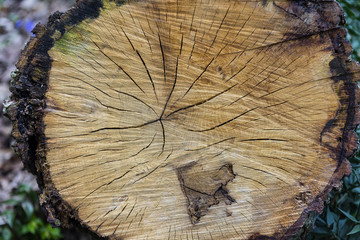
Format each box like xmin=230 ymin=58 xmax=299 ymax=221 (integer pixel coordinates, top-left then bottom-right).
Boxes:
xmin=54 ymin=23 xmax=90 ymax=56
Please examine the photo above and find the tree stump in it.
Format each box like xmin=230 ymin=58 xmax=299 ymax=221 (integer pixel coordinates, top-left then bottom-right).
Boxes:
xmin=5 ymin=0 xmax=360 ymax=239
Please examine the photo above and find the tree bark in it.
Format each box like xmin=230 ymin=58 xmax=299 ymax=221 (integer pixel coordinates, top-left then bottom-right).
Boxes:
xmin=5 ymin=0 xmax=360 ymax=239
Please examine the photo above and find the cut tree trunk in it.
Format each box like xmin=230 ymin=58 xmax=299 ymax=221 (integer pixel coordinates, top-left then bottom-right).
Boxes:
xmin=5 ymin=0 xmax=360 ymax=239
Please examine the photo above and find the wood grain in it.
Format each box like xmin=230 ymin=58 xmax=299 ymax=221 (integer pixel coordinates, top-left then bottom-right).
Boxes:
xmin=6 ymin=0 xmax=360 ymax=239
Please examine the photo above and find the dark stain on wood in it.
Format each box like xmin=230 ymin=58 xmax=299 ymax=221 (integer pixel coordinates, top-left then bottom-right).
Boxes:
xmin=274 ymin=0 xmax=344 ymax=41
xmin=261 ymin=0 xmax=270 ymax=7
xmin=248 ymin=233 xmax=277 ymax=240
xmin=257 ymin=1 xmax=359 ymax=239
xmin=320 ymin=29 xmax=359 ymax=165
xmin=295 ymin=191 xmax=312 ymax=205
xmin=177 ymin=163 xmax=236 ymax=224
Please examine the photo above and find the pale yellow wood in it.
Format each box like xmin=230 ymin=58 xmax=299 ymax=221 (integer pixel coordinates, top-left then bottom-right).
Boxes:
xmin=38 ymin=0 xmax=356 ymax=239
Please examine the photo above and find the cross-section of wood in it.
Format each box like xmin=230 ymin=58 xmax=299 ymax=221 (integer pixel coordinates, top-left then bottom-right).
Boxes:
xmin=5 ymin=0 xmax=360 ymax=239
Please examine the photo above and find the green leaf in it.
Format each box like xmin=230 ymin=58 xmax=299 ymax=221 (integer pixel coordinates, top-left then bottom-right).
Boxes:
xmin=311 ymin=226 xmax=331 ymax=235
xmin=0 ymin=210 xmax=15 ymax=228
xmin=327 ymin=207 xmax=335 ymax=227
xmin=22 ymin=201 xmax=34 ymax=219
xmin=14 ymin=184 xmax=32 ymax=195
xmin=344 ymin=176 xmax=351 ymax=188
xmin=337 ymin=192 xmax=349 ymax=205
xmin=40 ymin=224 xmax=62 ymax=240
xmin=338 ymin=219 xmax=350 ymax=238
xmin=0 ymin=227 xmax=12 ymax=240
xmin=28 ymin=219 xmax=38 ymax=234
xmin=1 ymin=198 xmax=21 ymax=206
xmin=352 ymin=156 xmax=360 ymax=163
xmin=339 ymin=208 xmax=359 ymax=223
xmin=317 ymin=216 xmax=327 ymax=226
xmin=331 ymin=218 xmax=338 ymax=234
xmin=352 ymin=187 xmax=360 ymax=194
xmin=348 ymin=225 xmax=360 ymax=235
xmin=19 ymin=224 xmax=30 ymax=235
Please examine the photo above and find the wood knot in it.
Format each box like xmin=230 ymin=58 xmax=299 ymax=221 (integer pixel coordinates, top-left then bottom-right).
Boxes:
xmin=176 ymin=163 xmax=236 ymax=224
xmin=295 ymin=190 xmax=312 ymax=206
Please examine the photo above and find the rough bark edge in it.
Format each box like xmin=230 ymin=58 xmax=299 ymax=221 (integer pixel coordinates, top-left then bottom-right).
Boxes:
xmin=283 ymin=14 xmax=360 ymax=240
xmin=3 ymin=0 xmax=107 ymax=239
xmin=3 ymin=0 xmax=359 ymax=239
xmin=250 ymin=1 xmax=360 ymax=239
